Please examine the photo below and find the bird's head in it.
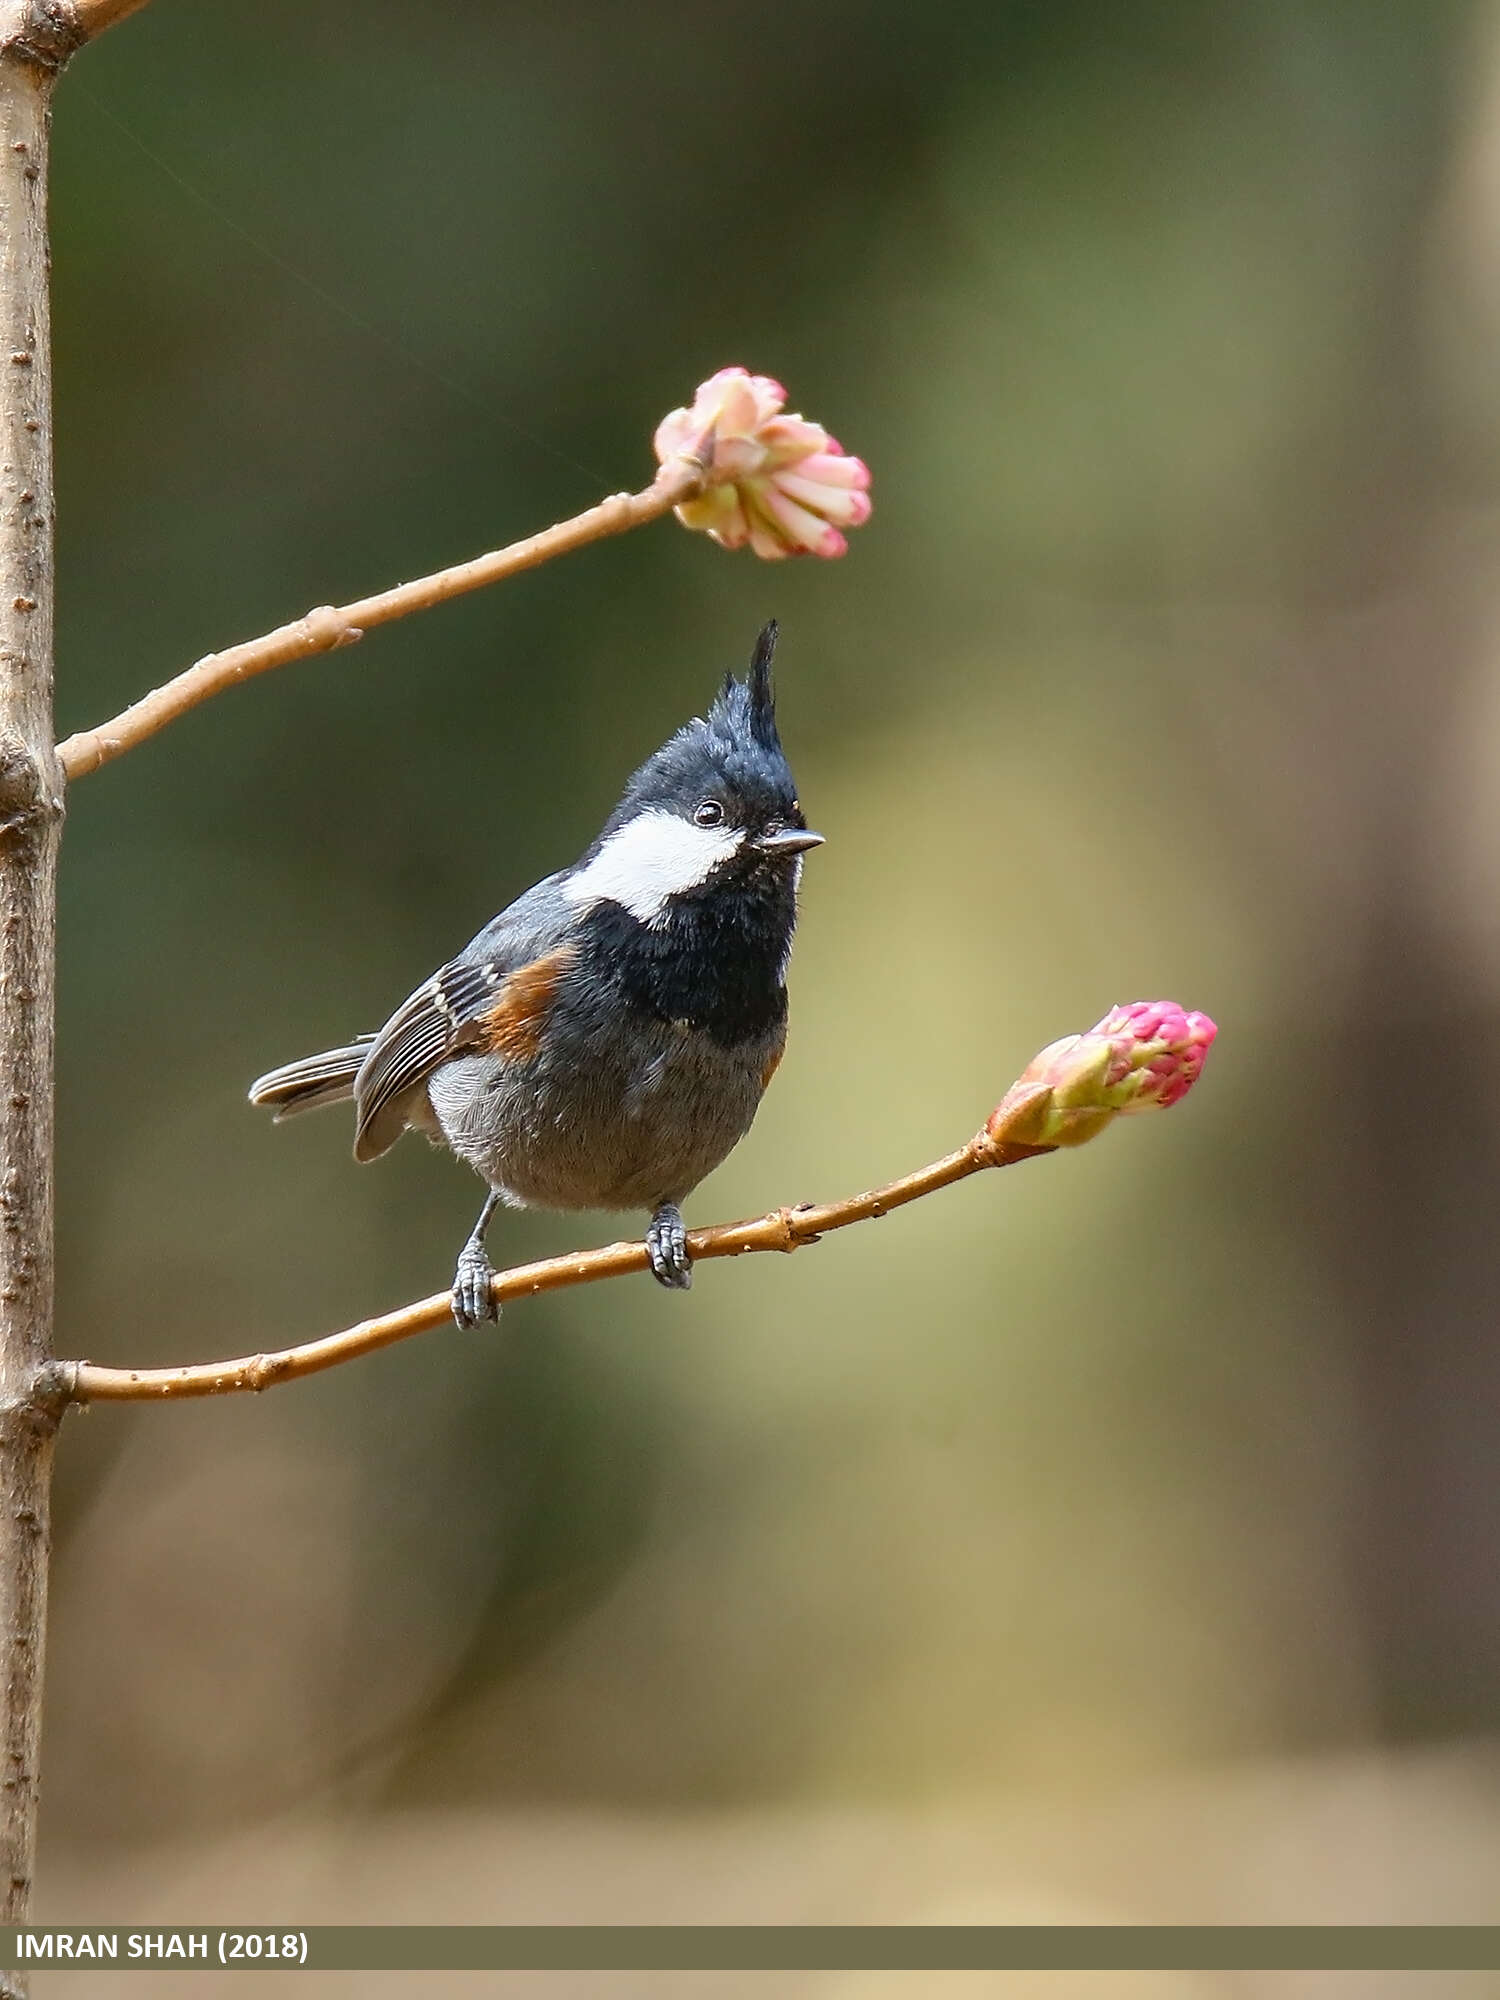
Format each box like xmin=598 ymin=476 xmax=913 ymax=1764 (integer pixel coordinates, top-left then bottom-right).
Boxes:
xmin=566 ymin=621 xmax=823 ymax=926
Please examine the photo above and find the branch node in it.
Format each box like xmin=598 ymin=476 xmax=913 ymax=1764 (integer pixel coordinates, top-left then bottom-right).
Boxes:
xmin=655 ymin=453 xmax=710 ymax=504
xmin=972 ymin=1125 xmax=1058 ymax=1171
xmin=299 ymin=604 xmax=361 ymax=653
xmin=2 ymin=1 xmax=85 ymax=72
xmin=769 ymin=1206 xmax=802 ymax=1252
xmin=0 ymin=730 xmax=61 ymax=838
xmin=242 ymin=1351 xmax=293 ymax=1393
xmin=6 ymin=1359 xmax=68 ymax=1432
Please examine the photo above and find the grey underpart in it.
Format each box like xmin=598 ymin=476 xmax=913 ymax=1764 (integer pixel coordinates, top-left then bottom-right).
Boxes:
xmin=426 ymin=1007 xmax=779 ymax=1215
xmin=646 ymin=1201 xmax=692 ymax=1291
xmin=451 ymin=1190 xmax=502 ymax=1328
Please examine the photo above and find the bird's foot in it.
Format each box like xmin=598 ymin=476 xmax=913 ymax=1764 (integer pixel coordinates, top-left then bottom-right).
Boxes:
xmin=452 ymin=1239 xmax=500 ymax=1328
xmin=646 ymin=1203 xmax=692 ymax=1291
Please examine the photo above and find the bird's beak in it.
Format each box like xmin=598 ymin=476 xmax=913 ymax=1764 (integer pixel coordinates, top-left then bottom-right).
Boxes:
xmin=755 ymin=828 xmax=825 ymax=857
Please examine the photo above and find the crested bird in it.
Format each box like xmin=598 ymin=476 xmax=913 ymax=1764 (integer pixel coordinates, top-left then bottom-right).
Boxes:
xmin=249 ymin=620 xmax=822 ymax=1325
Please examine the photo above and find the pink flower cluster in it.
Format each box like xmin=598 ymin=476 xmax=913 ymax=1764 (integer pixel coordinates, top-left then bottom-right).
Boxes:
xmin=653 ymin=367 xmax=871 ymax=560
xmin=987 ymin=1001 xmax=1218 ymax=1152
xmin=1090 ymin=1001 xmax=1216 ymax=1111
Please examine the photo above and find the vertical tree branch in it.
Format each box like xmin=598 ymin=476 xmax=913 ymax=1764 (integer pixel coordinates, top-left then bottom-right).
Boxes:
xmin=0 ymin=8 xmax=62 ymax=1983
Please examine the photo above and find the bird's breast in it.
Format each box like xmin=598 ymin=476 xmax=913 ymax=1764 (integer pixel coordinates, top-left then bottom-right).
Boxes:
xmin=426 ymin=1001 xmax=784 ymax=1214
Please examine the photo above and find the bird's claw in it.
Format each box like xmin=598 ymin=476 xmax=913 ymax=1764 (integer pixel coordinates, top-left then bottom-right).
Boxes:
xmin=452 ymin=1241 xmax=500 ymax=1328
xmin=646 ymin=1204 xmax=692 ymax=1291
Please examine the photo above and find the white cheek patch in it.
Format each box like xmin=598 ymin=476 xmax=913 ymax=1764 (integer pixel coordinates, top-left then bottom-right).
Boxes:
xmin=564 ymin=809 xmax=743 ymax=923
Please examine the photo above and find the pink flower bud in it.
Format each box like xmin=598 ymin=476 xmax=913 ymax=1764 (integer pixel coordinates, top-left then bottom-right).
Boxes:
xmin=986 ymin=1002 xmax=1218 ymax=1152
xmin=653 ymin=367 xmax=871 ymax=561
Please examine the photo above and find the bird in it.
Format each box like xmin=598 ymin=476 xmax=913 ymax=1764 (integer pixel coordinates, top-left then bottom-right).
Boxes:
xmin=248 ymin=620 xmax=823 ymax=1328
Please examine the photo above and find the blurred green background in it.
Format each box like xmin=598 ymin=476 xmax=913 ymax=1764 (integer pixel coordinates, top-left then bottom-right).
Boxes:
xmin=33 ymin=0 xmax=1500 ymax=1956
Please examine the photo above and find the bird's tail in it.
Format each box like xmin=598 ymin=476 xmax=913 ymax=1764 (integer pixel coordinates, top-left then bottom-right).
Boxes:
xmin=248 ymin=1037 xmax=374 ymax=1121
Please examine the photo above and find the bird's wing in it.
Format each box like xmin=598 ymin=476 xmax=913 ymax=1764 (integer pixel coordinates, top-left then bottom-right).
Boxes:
xmin=352 ymin=879 xmax=574 ymax=1162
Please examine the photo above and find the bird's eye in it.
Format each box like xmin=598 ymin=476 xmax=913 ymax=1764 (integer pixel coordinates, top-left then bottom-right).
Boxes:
xmin=694 ymin=799 xmax=724 ymax=827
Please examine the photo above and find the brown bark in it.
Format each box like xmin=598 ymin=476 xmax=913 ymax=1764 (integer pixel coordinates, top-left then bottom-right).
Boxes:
xmin=0 ymin=5 xmax=63 ymax=1981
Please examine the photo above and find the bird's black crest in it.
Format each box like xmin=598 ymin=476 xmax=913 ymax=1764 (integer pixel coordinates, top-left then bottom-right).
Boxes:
xmin=710 ymin=619 xmax=781 ymax=755
xmin=600 ymin=620 xmax=795 ymax=841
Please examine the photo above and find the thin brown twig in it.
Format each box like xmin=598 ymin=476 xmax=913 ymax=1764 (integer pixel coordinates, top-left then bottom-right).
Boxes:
xmin=56 ymin=460 xmax=706 ymax=782
xmin=59 ymin=1125 xmax=1054 ymax=1405
xmin=64 ymin=0 xmax=152 ymax=42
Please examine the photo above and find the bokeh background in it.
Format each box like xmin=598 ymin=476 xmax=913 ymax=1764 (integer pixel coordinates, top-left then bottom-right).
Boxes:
xmin=32 ymin=0 xmax=1500 ymax=1988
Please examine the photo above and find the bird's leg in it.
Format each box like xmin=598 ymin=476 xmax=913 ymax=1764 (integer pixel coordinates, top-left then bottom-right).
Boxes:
xmin=452 ymin=1189 xmax=502 ymax=1328
xmin=646 ymin=1201 xmax=693 ymax=1291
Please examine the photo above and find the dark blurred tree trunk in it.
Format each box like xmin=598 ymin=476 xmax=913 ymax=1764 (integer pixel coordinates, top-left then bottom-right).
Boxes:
xmin=0 ymin=6 xmax=64 ymax=1984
